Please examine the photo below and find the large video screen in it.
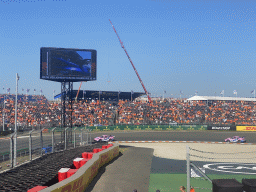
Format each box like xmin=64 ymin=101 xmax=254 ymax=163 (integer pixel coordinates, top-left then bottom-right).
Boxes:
xmin=40 ymin=47 xmax=97 ymax=82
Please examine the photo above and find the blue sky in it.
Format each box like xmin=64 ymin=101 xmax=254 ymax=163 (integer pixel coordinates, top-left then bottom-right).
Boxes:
xmin=1 ymin=0 xmax=256 ymax=100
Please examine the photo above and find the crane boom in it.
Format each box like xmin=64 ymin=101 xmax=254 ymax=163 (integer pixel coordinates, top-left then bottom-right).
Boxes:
xmin=109 ymin=19 xmax=152 ymax=103
xmin=75 ymin=81 xmax=84 ymax=102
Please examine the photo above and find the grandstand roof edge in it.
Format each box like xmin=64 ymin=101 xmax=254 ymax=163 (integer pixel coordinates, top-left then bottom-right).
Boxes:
xmin=187 ymin=95 xmax=256 ymax=102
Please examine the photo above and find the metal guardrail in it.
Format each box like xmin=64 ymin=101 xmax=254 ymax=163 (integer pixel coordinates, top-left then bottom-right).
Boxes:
xmin=0 ymin=128 xmax=92 ymax=172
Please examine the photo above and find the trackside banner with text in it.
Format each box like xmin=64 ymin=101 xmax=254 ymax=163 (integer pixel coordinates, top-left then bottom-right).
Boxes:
xmin=236 ymin=126 xmax=256 ymax=131
xmin=47 ymin=145 xmax=119 ymax=192
xmin=207 ymin=125 xmax=236 ymax=131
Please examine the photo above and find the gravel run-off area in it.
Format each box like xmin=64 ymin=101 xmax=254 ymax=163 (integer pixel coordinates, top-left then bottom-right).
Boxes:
xmin=118 ymin=143 xmax=256 ymax=163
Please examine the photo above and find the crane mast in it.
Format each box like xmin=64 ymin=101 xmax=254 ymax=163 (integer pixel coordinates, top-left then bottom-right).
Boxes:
xmin=109 ymin=19 xmax=152 ymax=103
xmin=75 ymin=81 xmax=85 ymax=102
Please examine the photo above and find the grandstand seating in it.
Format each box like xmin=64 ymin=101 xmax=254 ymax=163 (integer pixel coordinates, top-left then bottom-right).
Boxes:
xmin=1 ymin=94 xmax=256 ymax=129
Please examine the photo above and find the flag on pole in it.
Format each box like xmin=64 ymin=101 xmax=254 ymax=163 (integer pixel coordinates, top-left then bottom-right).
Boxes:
xmin=220 ymin=90 xmax=224 ymax=95
xmin=180 ymin=90 xmax=183 ymax=94
xmin=22 ymin=88 xmax=24 ymax=92
xmin=195 ymin=90 xmax=198 ymax=95
xmin=40 ymin=89 xmax=42 ymax=93
xmin=34 ymin=89 xmax=36 ymax=92
xmin=131 ymin=90 xmax=134 ymax=95
xmin=118 ymin=90 xmax=121 ymax=94
xmin=83 ymin=90 xmax=86 ymax=94
xmin=7 ymin=88 xmax=10 ymax=94
xmin=233 ymin=90 xmax=237 ymax=95
xmin=251 ymin=90 xmax=255 ymax=94
xmin=164 ymin=90 xmax=166 ymax=94
xmin=99 ymin=90 xmax=102 ymax=94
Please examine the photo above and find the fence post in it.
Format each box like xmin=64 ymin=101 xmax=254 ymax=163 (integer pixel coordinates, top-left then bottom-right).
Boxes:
xmin=81 ymin=129 xmax=83 ymax=146
xmin=29 ymin=129 xmax=34 ymax=161
xmin=52 ymin=128 xmax=56 ymax=153
xmin=9 ymin=133 xmax=15 ymax=168
xmin=40 ymin=128 xmax=44 ymax=156
xmin=73 ymin=128 xmax=77 ymax=148
xmin=13 ymin=131 xmax=17 ymax=167
xmin=186 ymin=145 xmax=190 ymax=192
xmin=65 ymin=128 xmax=69 ymax=150
xmin=86 ymin=129 xmax=89 ymax=145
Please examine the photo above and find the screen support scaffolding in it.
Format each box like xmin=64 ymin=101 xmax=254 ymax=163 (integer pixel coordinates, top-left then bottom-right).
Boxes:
xmin=61 ymin=82 xmax=73 ymax=147
xmin=61 ymin=82 xmax=73 ymax=128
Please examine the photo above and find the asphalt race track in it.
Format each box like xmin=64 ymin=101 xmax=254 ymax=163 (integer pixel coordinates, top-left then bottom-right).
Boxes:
xmin=1 ymin=130 xmax=256 ymax=154
xmin=87 ymin=131 xmax=256 ymax=192
xmin=90 ymin=130 xmax=256 ymax=143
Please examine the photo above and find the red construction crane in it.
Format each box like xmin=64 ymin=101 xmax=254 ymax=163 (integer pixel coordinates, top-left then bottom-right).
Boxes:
xmin=75 ymin=81 xmax=86 ymax=102
xmin=109 ymin=19 xmax=152 ymax=103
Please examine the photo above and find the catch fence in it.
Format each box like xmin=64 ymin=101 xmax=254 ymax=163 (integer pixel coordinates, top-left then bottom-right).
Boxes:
xmin=0 ymin=128 xmax=92 ymax=172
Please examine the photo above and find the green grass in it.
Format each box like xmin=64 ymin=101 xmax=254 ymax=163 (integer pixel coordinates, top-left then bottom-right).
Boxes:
xmin=149 ymin=173 xmax=187 ymax=192
xmin=149 ymin=173 xmax=256 ymax=192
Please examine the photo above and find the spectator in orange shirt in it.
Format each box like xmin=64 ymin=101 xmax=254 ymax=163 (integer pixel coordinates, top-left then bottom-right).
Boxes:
xmin=179 ymin=186 xmax=195 ymax=192
xmin=190 ymin=186 xmax=195 ymax=192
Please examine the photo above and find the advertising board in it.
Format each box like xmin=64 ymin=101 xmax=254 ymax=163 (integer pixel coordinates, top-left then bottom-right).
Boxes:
xmin=40 ymin=47 xmax=97 ymax=82
xmin=207 ymin=125 xmax=236 ymax=131
xmin=237 ymin=126 xmax=256 ymax=131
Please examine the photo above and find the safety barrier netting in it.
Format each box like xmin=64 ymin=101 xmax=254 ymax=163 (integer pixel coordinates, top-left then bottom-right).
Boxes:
xmin=0 ymin=143 xmax=105 ymax=192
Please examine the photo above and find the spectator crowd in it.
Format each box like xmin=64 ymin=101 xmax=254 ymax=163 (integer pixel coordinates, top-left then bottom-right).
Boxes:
xmin=1 ymin=94 xmax=256 ymax=130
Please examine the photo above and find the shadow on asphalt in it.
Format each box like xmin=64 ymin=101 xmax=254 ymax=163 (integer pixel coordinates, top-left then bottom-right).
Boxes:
xmin=84 ymin=152 xmax=122 ymax=192
xmin=84 ymin=145 xmax=133 ymax=192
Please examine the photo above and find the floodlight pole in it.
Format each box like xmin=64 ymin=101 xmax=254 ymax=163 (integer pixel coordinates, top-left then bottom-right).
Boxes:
xmin=14 ymin=73 xmax=19 ymax=167
xmin=3 ymin=95 xmax=5 ymax=131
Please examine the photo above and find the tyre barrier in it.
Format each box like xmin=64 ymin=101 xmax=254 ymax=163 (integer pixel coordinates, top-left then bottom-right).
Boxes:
xmin=28 ymin=143 xmax=119 ymax=192
xmin=0 ymin=143 xmax=116 ymax=192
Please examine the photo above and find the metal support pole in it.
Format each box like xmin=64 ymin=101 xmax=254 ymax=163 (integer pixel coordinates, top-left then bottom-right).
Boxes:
xmin=87 ymin=129 xmax=89 ymax=145
xmin=14 ymin=73 xmax=19 ymax=167
xmin=40 ymin=129 xmax=44 ymax=156
xmin=10 ymin=133 xmax=15 ymax=168
xmin=52 ymin=128 xmax=56 ymax=153
xmin=65 ymin=127 xmax=69 ymax=150
xmin=29 ymin=129 xmax=34 ymax=161
xmin=74 ymin=128 xmax=77 ymax=148
xmin=81 ymin=129 xmax=83 ymax=145
xmin=3 ymin=96 xmax=5 ymax=132
xmin=186 ymin=145 xmax=190 ymax=192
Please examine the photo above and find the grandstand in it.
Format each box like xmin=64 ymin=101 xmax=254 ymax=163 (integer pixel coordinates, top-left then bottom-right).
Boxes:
xmin=1 ymin=93 xmax=256 ymax=131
